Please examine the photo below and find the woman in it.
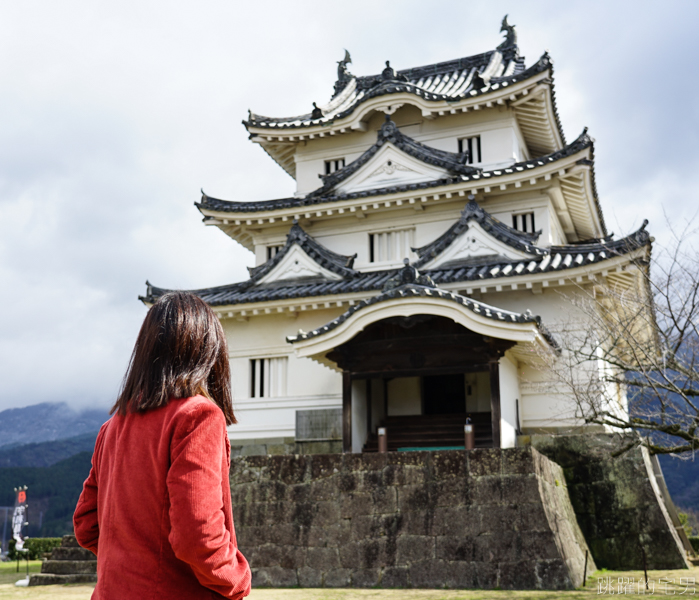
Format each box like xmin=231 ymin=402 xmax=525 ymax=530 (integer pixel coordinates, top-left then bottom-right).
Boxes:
xmin=74 ymin=291 xmax=251 ymax=599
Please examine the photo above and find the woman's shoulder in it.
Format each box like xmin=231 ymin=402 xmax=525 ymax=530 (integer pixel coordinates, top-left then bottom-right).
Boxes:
xmin=169 ymin=396 xmax=225 ymax=424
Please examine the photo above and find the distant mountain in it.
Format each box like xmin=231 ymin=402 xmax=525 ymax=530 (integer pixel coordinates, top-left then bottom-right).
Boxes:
xmin=0 ymin=432 xmax=99 ymax=468
xmin=658 ymin=454 xmax=699 ymax=514
xmin=0 ymin=402 xmax=109 ymax=449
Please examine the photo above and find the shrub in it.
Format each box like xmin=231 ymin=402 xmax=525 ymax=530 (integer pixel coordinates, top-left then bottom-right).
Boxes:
xmin=7 ymin=538 xmax=62 ymax=560
xmin=690 ymin=537 xmax=699 ymax=554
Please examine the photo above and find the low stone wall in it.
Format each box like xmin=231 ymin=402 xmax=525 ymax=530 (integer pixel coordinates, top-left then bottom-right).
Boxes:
xmin=529 ymin=434 xmax=689 ymax=570
xmin=230 ymin=448 xmax=594 ymax=589
xmin=230 ymin=436 xmax=341 ymax=457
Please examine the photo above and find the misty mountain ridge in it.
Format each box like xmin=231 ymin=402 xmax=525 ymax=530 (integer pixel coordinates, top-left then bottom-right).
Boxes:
xmin=0 ymin=402 xmax=109 ymax=449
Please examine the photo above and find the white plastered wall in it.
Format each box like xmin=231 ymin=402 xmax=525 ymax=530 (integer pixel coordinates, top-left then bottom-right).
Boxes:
xmin=293 ymin=105 xmax=528 ymax=196
xmin=351 ymin=380 xmax=368 ymax=453
xmin=499 ymin=353 xmax=520 ymax=448
xmin=224 ymin=310 xmax=342 ymax=441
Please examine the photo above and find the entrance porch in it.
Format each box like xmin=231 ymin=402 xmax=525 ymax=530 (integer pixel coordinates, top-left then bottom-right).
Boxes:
xmin=287 ymin=266 xmax=557 ymax=453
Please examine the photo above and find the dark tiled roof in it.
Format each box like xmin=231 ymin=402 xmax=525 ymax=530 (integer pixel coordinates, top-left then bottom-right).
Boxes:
xmin=197 ymin=128 xmax=594 ymax=215
xmin=309 ymin=116 xmax=480 ymax=198
xmin=246 ymin=222 xmax=357 ymax=281
xmin=243 ymin=33 xmax=537 ymax=130
xmin=412 ymin=197 xmax=544 ymax=268
xmin=286 ymin=268 xmax=559 ymax=350
xmin=142 ymin=220 xmax=650 ymax=307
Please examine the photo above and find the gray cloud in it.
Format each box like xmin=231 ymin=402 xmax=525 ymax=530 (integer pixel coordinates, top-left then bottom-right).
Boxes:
xmin=0 ymin=0 xmax=696 ymax=410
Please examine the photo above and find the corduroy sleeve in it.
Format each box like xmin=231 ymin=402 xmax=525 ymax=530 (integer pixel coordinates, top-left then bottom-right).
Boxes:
xmin=73 ymin=425 xmax=106 ymax=556
xmin=167 ymin=402 xmax=251 ymax=599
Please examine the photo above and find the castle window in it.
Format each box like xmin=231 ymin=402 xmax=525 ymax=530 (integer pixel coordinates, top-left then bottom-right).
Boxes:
xmin=512 ymin=212 xmax=536 ymax=233
xmin=266 ymin=245 xmax=283 ymax=261
xmin=368 ymin=228 xmax=415 ymax=263
xmin=324 ymin=158 xmax=345 ymax=175
xmin=458 ymin=136 xmax=481 ymax=164
xmin=250 ymin=357 xmax=288 ymax=398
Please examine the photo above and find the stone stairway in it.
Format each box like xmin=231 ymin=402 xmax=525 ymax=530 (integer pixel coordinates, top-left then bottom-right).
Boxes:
xmin=29 ymin=534 xmax=97 ymax=586
xmin=362 ymin=412 xmax=493 ymax=452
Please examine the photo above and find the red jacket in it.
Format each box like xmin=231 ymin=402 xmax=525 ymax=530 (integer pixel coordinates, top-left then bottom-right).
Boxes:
xmin=74 ymin=396 xmax=251 ymax=599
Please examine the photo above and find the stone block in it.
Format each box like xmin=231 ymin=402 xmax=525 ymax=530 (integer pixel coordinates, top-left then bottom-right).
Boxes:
xmin=369 ymin=485 xmax=397 ymax=514
xmin=397 ymin=483 xmax=434 ymax=512
xmin=468 ymin=448 xmax=502 ymax=477
xmin=471 ymin=560 xmax=499 ymax=589
xmin=306 ymin=546 xmax=340 ymax=570
xmin=502 ymin=447 xmax=535 ymax=475
xmin=251 ymin=566 xmax=298 ymax=587
xmin=518 ymin=502 xmax=550 ymax=532
xmin=381 ymin=566 xmax=410 ymax=588
xmin=297 ymin=567 xmax=323 ymax=587
xmin=432 ymin=506 xmax=475 ymax=537
xmin=409 ymin=559 xmax=449 ymax=588
xmin=535 ymin=559 xmax=572 ymax=590
xmin=351 ymin=569 xmax=381 ymax=588
xmin=400 ymin=510 xmax=434 ymax=536
xmin=241 ymin=444 xmax=268 ymax=456
xmin=499 ymin=560 xmax=537 ymax=589
xmin=471 ymin=476 xmax=502 ymax=504
xmin=435 ymin=535 xmax=474 ymax=562
xmin=433 ymin=477 xmax=471 ymax=507
xmin=502 ymin=474 xmax=541 ymax=504
xmin=520 ymin=530 xmax=560 ymax=560
xmin=309 ymin=453 xmax=343 ymax=480
xmin=341 ymin=492 xmax=374 ymax=519
xmin=323 ymin=568 xmax=352 ymax=587
xmin=344 ymin=452 xmax=387 ymax=473
xmin=432 ymin=450 xmax=467 ymax=479
xmin=478 ymin=503 xmax=519 ymax=534
xmin=444 ymin=561 xmax=475 ymax=588
xmin=473 ymin=531 xmax=518 ymax=562
xmin=396 ymin=535 xmax=435 ymax=564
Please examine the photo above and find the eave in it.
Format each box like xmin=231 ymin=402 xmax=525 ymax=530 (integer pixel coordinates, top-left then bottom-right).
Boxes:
xmin=198 ymin=131 xmax=603 ymax=251
xmin=248 ymin=56 xmax=565 ymax=178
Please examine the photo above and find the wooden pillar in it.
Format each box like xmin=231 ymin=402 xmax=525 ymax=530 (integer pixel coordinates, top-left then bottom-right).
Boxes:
xmin=342 ymin=371 xmax=352 ymax=453
xmin=489 ymin=358 xmax=501 ymax=448
xmin=366 ymin=378 xmax=372 ymax=438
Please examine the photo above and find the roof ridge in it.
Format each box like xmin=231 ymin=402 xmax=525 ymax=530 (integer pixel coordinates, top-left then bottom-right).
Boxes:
xmin=412 ymin=197 xmax=546 ymax=268
xmin=246 ymin=222 xmax=358 ymax=283
xmin=308 ymin=116 xmax=480 ymax=198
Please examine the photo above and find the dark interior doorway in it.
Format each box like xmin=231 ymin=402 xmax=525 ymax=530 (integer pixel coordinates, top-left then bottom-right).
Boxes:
xmin=423 ymin=374 xmax=466 ymax=415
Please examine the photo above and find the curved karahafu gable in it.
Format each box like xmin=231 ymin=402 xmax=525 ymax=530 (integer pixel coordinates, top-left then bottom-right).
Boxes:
xmin=412 ymin=197 xmax=545 ymax=269
xmin=286 ymin=262 xmax=558 ymax=370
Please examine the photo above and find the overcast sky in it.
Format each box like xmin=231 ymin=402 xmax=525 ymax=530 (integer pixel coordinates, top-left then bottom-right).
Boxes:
xmin=0 ymin=1 xmax=697 ymax=412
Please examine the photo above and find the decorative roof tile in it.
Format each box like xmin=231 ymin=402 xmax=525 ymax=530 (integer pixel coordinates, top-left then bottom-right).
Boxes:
xmin=286 ymin=260 xmax=558 ymax=349
xmin=243 ymin=21 xmax=537 ymax=131
xmin=412 ymin=197 xmax=544 ymax=268
xmin=308 ymin=116 xmax=479 ymax=197
xmin=142 ymin=220 xmax=649 ymax=308
xmin=197 ymin=127 xmax=593 ymax=215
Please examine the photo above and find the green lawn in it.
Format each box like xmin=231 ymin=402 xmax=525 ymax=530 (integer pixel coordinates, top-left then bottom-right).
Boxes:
xmin=0 ymin=562 xmax=695 ymax=599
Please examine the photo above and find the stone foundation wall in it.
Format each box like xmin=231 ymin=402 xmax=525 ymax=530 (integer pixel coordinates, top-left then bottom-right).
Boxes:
xmin=230 ymin=437 xmax=342 ymax=457
xmin=230 ymin=448 xmax=594 ymax=590
xmin=529 ymin=434 xmax=689 ymax=570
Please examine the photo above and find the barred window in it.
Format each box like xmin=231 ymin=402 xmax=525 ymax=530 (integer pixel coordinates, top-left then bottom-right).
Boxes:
xmin=266 ymin=245 xmax=283 ymax=261
xmin=250 ymin=357 xmax=288 ymax=398
xmin=457 ymin=136 xmax=481 ymax=164
xmin=512 ymin=212 xmax=536 ymax=233
xmin=368 ymin=228 xmax=415 ymax=263
xmin=324 ymin=158 xmax=345 ymax=175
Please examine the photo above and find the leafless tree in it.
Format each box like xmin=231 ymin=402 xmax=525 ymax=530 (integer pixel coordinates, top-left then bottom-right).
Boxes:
xmin=542 ymin=220 xmax=699 ymax=456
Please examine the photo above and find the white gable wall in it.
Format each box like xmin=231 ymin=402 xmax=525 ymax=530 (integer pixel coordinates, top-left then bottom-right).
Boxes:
xmin=293 ymin=106 xmax=528 ymax=196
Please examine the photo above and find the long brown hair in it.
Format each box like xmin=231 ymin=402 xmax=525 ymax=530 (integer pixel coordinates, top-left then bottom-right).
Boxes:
xmin=111 ymin=291 xmax=236 ymax=425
